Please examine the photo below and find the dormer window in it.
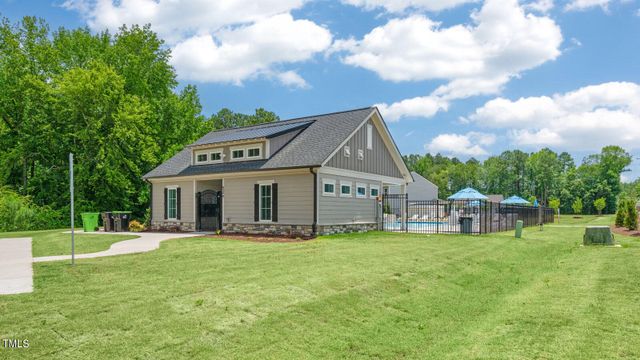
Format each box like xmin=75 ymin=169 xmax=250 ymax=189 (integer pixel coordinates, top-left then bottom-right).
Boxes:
xmin=196 ymin=153 xmax=208 ymax=163
xmin=247 ymin=147 xmax=261 ymax=158
xmin=344 ymin=146 xmax=351 ymax=158
xmin=232 ymin=149 xmax=245 ymax=159
xmin=210 ymin=152 xmax=222 ymax=162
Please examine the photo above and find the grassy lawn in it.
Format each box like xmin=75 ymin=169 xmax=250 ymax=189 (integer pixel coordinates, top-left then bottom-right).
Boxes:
xmin=550 ymin=214 xmax=613 ymax=226
xmin=0 ymin=230 xmax=138 ymax=257
xmin=1 ymin=216 xmax=639 ymax=359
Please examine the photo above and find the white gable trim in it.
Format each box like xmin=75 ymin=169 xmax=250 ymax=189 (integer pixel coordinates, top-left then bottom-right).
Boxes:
xmin=319 ymin=167 xmax=405 ymax=185
xmin=319 ymin=108 xmax=412 ymax=183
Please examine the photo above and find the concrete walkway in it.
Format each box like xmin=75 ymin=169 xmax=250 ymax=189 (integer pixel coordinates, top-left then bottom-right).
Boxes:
xmin=34 ymin=232 xmax=200 ymax=263
xmin=0 ymin=238 xmax=33 ymax=295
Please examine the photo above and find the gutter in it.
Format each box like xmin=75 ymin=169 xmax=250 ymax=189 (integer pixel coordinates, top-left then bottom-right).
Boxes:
xmin=310 ymin=167 xmax=318 ymax=236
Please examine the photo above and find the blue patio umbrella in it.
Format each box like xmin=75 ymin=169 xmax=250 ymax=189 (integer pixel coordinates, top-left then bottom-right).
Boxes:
xmin=533 ymin=199 xmax=539 ymax=207
xmin=447 ymin=187 xmax=489 ymax=201
xmin=501 ymin=195 xmax=532 ymax=205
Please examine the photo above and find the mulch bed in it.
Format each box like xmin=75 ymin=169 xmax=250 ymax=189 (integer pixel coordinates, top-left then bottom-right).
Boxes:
xmin=611 ymin=225 xmax=640 ymax=237
xmin=198 ymin=234 xmax=315 ymax=243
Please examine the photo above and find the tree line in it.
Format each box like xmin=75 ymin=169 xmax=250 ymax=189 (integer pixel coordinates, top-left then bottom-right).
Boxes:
xmin=0 ymin=16 xmax=276 ymax=230
xmin=404 ymin=146 xmax=634 ymax=215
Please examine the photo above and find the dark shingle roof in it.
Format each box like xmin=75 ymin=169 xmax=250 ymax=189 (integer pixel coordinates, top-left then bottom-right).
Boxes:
xmin=144 ymin=107 xmax=375 ymax=179
xmin=192 ymin=121 xmax=313 ymax=146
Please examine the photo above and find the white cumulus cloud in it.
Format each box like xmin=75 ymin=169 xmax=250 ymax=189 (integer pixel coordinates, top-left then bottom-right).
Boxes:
xmin=525 ymin=0 xmax=555 ymax=13
xmin=376 ymin=95 xmax=449 ymax=122
xmin=170 ymin=14 xmax=331 ymax=84
xmin=62 ymin=0 xmax=330 ymax=87
xmin=335 ymin=0 xmax=563 ymax=121
xmin=425 ymin=131 xmax=496 ymax=156
xmin=564 ymin=0 xmax=614 ymax=11
xmin=341 ymin=0 xmax=476 ymax=13
xmin=467 ymin=82 xmax=640 ymax=151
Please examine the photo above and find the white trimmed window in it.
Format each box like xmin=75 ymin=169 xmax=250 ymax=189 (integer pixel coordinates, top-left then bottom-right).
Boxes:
xmin=367 ymin=124 xmax=373 ymax=150
xmin=247 ymin=147 xmax=261 ymax=158
xmin=210 ymin=151 xmax=222 ymax=162
xmin=356 ymin=183 xmax=367 ymax=198
xmin=322 ymin=179 xmax=336 ymax=196
xmin=343 ymin=146 xmax=351 ymax=158
xmin=259 ymin=184 xmax=272 ymax=221
xmin=231 ymin=149 xmax=245 ymax=160
xmin=370 ymin=185 xmax=380 ymax=198
xmin=340 ymin=181 xmax=352 ymax=197
xmin=357 ymin=149 xmax=364 ymax=161
xmin=196 ymin=153 xmax=208 ymax=163
xmin=167 ymin=187 xmax=177 ymax=219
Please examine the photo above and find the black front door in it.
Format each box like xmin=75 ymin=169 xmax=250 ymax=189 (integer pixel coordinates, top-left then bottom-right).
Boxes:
xmin=197 ymin=190 xmax=221 ymax=231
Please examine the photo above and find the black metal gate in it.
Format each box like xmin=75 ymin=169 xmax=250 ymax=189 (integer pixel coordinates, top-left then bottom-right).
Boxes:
xmin=381 ymin=194 xmax=554 ymax=235
xmin=196 ymin=190 xmax=222 ymax=231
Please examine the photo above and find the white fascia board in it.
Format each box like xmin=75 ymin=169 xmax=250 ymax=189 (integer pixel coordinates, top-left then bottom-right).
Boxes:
xmin=319 ymin=166 xmax=405 ymax=185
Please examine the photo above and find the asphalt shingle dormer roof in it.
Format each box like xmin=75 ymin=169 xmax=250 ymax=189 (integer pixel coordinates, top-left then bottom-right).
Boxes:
xmin=143 ymin=107 xmax=376 ymax=179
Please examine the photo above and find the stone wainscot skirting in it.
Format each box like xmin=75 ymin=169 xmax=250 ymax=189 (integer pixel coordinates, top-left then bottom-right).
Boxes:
xmin=223 ymin=223 xmax=378 ymax=237
xmin=151 ymin=221 xmax=195 ymax=232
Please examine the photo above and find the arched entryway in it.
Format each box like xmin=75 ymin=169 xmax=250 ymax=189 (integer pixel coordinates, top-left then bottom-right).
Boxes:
xmin=196 ymin=190 xmax=222 ymax=231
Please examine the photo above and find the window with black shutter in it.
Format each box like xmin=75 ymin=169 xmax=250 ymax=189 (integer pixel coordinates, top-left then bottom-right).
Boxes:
xmin=164 ymin=187 xmax=168 ymax=220
xmin=272 ymin=183 xmax=278 ymax=222
xmin=254 ymin=184 xmax=259 ymax=222
xmin=176 ymin=187 xmax=181 ymax=220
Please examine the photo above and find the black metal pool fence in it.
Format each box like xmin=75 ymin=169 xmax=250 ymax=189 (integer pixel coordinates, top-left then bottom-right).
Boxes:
xmin=381 ymin=194 xmax=554 ymax=234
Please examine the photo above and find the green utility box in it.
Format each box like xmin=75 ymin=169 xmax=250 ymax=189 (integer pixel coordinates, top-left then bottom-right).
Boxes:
xmin=515 ymin=220 xmax=523 ymax=238
xmin=81 ymin=212 xmax=100 ymax=232
xmin=583 ymin=226 xmax=614 ymax=245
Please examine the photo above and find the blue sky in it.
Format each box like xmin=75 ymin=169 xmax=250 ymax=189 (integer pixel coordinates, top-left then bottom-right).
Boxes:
xmin=2 ymin=0 xmax=640 ymax=179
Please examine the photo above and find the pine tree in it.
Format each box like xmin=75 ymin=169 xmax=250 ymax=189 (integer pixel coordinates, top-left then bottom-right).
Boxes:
xmin=624 ymin=200 xmax=638 ymax=231
xmin=615 ymin=199 xmax=626 ymax=227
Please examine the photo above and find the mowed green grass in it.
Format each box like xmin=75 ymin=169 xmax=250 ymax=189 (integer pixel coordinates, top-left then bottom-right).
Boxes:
xmin=0 ymin=229 xmax=138 ymax=257
xmin=1 ymin=216 xmax=639 ymax=359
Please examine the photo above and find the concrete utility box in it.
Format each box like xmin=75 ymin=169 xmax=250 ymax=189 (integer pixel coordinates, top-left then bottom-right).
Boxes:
xmin=583 ymin=226 xmax=614 ymax=245
xmin=515 ymin=220 xmax=523 ymax=238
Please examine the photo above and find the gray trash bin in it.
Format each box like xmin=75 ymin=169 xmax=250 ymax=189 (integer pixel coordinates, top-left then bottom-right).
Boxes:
xmin=459 ymin=216 xmax=473 ymax=234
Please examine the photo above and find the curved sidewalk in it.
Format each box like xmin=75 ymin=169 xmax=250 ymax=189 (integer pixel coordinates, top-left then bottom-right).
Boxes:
xmin=0 ymin=238 xmax=33 ymax=295
xmin=33 ymin=232 xmax=201 ymax=263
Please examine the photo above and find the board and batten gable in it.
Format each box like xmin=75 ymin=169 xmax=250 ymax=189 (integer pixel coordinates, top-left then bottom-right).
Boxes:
xmin=222 ymin=172 xmax=314 ymax=225
xmin=325 ymin=117 xmax=403 ymax=179
xmin=151 ymin=180 xmax=195 ymax=223
xmin=317 ymin=174 xmax=381 ymax=225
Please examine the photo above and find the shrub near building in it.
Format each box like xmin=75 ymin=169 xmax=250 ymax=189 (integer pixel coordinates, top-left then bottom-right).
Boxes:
xmin=623 ymin=199 xmax=639 ymax=231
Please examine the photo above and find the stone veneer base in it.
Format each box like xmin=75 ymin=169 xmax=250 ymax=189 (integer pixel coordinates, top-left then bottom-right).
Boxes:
xmin=151 ymin=221 xmax=195 ymax=232
xmin=223 ymin=223 xmax=378 ymax=237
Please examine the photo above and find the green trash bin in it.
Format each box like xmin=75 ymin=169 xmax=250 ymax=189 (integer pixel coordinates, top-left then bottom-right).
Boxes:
xmin=81 ymin=212 xmax=100 ymax=232
xmin=515 ymin=220 xmax=523 ymax=238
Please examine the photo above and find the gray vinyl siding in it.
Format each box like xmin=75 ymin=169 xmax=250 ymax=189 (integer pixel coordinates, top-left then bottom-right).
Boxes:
xmin=318 ymin=175 xmax=381 ymax=225
xmin=389 ymin=173 xmax=438 ymax=200
xmin=152 ymin=180 xmax=195 ymax=222
xmin=268 ymin=128 xmax=304 ymax=157
xmin=325 ymin=119 xmax=402 ymax=178
xmin=223 ymin=173 xmax=314 ymax=225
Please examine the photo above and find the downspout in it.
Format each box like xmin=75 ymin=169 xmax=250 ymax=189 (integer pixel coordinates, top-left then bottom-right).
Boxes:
xmin=310 ymin=167 xmax=318 ymax=236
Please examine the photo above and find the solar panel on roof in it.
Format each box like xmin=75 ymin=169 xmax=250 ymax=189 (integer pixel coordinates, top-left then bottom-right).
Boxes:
xmin=192 ymin=120 xmax=313 ymax=146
